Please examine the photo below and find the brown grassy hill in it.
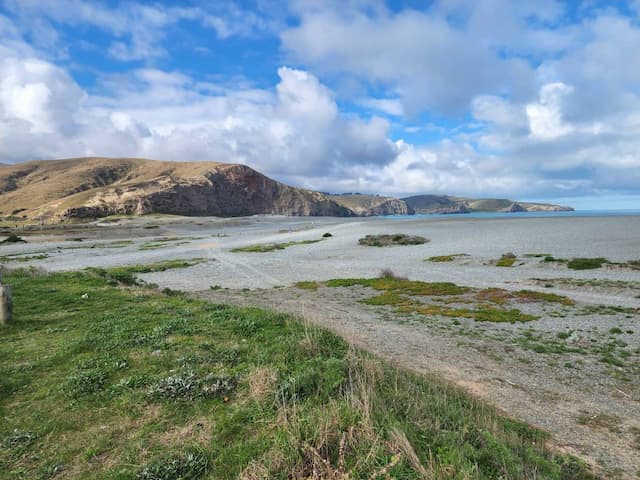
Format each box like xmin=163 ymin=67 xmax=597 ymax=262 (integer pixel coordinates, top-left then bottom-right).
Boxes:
xmin=0 ymin=157 xmax=355 ymax=221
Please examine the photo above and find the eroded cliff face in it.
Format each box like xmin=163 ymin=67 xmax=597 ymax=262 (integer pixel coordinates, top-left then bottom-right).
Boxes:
xmin=328 ymin=194 xmax=412 ymax=216
xmin=61 ymin=164 xmax=355 ymax=219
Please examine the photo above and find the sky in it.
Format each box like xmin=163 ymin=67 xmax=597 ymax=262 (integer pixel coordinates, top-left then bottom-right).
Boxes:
xmin=1 ymin=1 xmax=640 ymax=208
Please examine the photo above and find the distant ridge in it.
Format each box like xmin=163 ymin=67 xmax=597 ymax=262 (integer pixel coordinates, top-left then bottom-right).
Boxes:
xmin=0 ymin=157 xmax=572 ymax=222
xmin=402 ymin=194 xmax=573 ymax=214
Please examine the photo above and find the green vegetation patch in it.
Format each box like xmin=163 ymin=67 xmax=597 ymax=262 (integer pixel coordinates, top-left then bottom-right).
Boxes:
xmin=0 ymin=234 xmax=26 ymax=244
xmin=514 ymin=290 xmax=574 ymax=306
xmin=326 ymin=277 xmax=469 ymax=296
xmin=567 ymin=257 xmax=608 ymax=270
xmin=496 ymin=253 xmax=517 ymax=267
xmin=426 ymin=253 xmax=468 ymax=262
xmin=474 ymin=308 xmax=538 ymax=323
xmin=87 ymin=259 xmax=206 ymax=286
xmin=358 ymin=233 xmax=428 ymax=247
xmin=232 ymin=239 xmax=322 ymax=253
xmin=0 ymin=269 xmax=595 ymax=479
xmin=294 ymin=281 xmax=320 ymax=291
xmin=329 ymin=277 xmax=538 ymax=323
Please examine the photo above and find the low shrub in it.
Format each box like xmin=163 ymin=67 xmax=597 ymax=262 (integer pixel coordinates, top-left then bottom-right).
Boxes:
xmin=496 ymin=253 xmax=517 ymax=267
xmin=1 ymin=234 xmax=26 ymax=244
xmin=358 ymin=233 xmax=428 ymax=247
xmin=567 ymin=258 xmax=608 ymax=270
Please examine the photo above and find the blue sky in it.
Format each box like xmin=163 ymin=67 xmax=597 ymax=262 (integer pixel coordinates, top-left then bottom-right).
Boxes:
xmin=1 ymin=0 xmax=640 ymax=208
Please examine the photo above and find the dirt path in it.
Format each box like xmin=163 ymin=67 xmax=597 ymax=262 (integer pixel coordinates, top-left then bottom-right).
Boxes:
xmin=193 ymin=285 xmax=640 ymax=479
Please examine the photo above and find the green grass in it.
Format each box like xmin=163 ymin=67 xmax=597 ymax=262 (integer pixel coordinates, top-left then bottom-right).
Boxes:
xmin=0 ymin=269 xmax=596 ymax=479
xmin=567 ymin=258 xmax=608 ymax=270
xmin=231 ymin=239 xmax=322 ymax=253
xmin=358 ymin=234 xmax=428 ymax=247
xmin=294 ymin=281 xmax=320 ymax=291
xmin=514 ymin=290 xmax=574 ymax=306
xmin=362 ymin=294 xmax=537 ymax=323
xmin=87 ymin=259 xmax=207 ymax=286
xmin=496 ymin=256 xmax=517 ymax=267
xmin=329 ymin=278 xmax=538 ymax=323
xmin=474 ymin=308 xmax=538 ymax=323
xmin=426 ymin=253 xmax=467 ymax=262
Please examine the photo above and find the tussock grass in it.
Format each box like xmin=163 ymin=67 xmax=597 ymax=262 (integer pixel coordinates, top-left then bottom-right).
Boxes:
xmin=232 ymin=239 xmax=322 ymax=253
xmin=0 ymin=269 xmax=595 ymax=478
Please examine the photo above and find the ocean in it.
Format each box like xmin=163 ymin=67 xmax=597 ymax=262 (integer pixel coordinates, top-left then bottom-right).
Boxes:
xmin=386 ymin=209 xmax=640 ymax=220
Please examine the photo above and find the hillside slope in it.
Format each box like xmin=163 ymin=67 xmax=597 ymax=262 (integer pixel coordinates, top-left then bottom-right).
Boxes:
xmin=328 ymin=194 xmax=412 ymax=216
xmin=403 ymin=194 xmax=573 ymax=214
xmin=0 ymin=157 xmax=356 ymax=220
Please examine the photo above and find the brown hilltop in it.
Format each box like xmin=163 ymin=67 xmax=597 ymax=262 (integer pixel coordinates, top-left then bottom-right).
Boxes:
xmin=0 ymin=157 xmax=362 ymax=220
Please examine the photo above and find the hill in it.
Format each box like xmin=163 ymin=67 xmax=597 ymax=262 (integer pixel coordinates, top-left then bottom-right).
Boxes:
xmin=0 ymin=157 xmax=359 ymax=221
xmin=328 ymin=193 xmax=411 ymax=216
xmin=403 ymin=195 xmax=573 ymax=214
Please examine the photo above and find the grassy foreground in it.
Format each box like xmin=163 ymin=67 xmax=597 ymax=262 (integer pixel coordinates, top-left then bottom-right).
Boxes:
xmin=0 ymin=269 xmax=595 ymax=479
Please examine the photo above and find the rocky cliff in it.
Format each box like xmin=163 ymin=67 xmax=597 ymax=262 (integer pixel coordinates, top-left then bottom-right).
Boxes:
xmin=0 ymin=158 xmax=378 ymax=221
